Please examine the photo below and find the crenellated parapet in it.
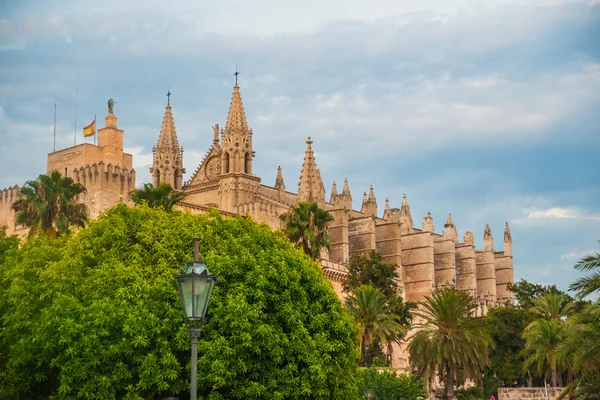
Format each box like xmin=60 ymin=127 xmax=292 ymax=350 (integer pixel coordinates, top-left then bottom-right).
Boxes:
xmin=0 ymin=185 xmax=20 ymax=206
xmin=70 ymin=161 xmax=136 ymax=218
xmin=0 ymin=185 xmax=20 ymax=234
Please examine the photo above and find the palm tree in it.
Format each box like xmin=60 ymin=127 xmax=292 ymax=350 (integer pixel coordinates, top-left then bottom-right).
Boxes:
xmin=279 ymin=202 xmax=334 ymax=260
xmin=529 ymin=292 xmax=576 ymax=321
xmin=522 ymin=318 xmax=564 ymax=387
xmin=408 ymin=288 xmax=492 ymax=398
xmin=521 ymin=292 xmax=574 ymax=387
xmin=12 ymin=171 xmax=88 ymax=237
xmin=569 ymin=246 xmax=600 ymax=299
xmin=345 ymin=284 xmax=407 ymax=367
xmin=558 ymin=303 xmax=600 ymax=399
xmin=129 ymin=183 xmax=184 ymax=212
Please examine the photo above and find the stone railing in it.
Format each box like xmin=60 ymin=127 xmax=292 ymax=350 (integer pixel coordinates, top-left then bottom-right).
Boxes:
xmin=499 ymin=387 xmax=564 ymax=400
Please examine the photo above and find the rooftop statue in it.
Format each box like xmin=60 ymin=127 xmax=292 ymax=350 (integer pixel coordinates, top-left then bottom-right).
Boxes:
xmin=108 ymin=98 xmax=117 ymax=114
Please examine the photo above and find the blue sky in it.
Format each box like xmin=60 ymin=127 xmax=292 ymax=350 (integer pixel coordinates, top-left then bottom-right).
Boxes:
xmin=0 ymin=0 xmax=598 ymax=294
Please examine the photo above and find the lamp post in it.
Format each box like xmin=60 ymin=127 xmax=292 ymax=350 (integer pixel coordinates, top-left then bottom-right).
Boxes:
xmin=175 ymin=238 xmax=216 ymax=400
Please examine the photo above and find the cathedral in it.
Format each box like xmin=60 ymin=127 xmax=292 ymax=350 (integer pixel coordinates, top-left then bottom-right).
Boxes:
xmin=0 ymin=79 xmax=514 ymax=370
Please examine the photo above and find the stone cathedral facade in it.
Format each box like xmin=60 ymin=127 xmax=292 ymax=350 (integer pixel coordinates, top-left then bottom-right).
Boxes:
xmin=0 ymin=81 xmax=514 ymax=370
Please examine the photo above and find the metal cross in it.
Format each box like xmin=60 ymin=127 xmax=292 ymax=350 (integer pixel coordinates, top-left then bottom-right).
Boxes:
xmin=166 ymin=87 xmax=171 ymax=105
xmin=234 ymin=67 xmax=239 ymax=85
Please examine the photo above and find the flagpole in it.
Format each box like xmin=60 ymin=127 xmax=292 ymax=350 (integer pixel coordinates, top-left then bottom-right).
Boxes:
xmin=94 ymin=114 xmax=96 ymax=146
xmin=73 ymin=84 xmax=78 ymax=146
xmin=53 ymin=103 xmax=56 ymax=152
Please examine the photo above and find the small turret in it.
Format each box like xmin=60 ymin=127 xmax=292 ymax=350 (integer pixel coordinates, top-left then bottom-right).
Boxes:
xmin=464 ymin=231 xmax=475 ymax=246
xmin=361 ymin=185 xmax=378 ymax=217
xmin=484 ymin=224 xmax=494 ymax=251
xmin=274 ymin=165 xmax=285 ymax=191
xmin=399 ymin=194 xmax=414 ymax=234
xmin=330 ymin=182 xmax=338 ymax=203
xmin=383 ymin=198 xmax=391 ymax=219
xmin=443 ymin=213 xmax=458 ymax=242
xmin=504 ymin=222 xmax=512 ymax=256
xmin=422 ymin=211 xmax=434 ymax=232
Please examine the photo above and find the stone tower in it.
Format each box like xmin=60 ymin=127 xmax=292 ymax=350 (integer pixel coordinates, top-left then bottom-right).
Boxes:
xmin=218 ymin=83 xmax=261 ymax=212
xmin=220 ymin=83 xmax=253 ymax=175
xmin=150 ymin=100 xmax=185 ymax=190
xmin=297 ymin=137 xmax=325 ymax=204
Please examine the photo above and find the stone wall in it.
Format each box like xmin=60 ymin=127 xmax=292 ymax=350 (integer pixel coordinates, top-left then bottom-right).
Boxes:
xmin=499 ymin=387 xmax=564 ymax=400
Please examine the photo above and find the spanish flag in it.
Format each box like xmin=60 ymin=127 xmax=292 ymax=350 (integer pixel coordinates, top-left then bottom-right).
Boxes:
xmin=83 ymin=118 xmax=96 ymax=137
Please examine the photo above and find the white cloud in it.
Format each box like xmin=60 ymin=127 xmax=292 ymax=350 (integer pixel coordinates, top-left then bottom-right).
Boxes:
xmin=560 ymin=250 xmax=595 ymax=259
xmin=524 ymin=207 xmax=600 ymax=221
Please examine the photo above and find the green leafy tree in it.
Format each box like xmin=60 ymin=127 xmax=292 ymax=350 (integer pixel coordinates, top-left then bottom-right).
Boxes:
xmin=569 ymin=244 xmax=600 ymax=300
xmin=408 ymin=288 xmax=492 ymax=398
xmin=358 ymin=367 xmax=426 ymax=400
xmin=279 ymin=202 xmax=334 ymax=260
xmin=11 ymin=170 xmax=88 ymax=237
xmin=0 ymin=226 xmax=19 ymax=265
xmin=483 ymin=306 xmax=534 ymax=396
xmin=0 ymin=204 xmax=359 ymax=399
xmin=344 ymin=251 xmax=400 ymax=298
xmin=345 ymin=285 xmax=406 ymax=367
xmin=129 ymin=182 xmax=184 ymax=211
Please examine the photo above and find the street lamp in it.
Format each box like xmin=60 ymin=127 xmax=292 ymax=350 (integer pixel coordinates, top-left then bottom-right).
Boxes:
xmin=175 ymin=238 xmax=216 ymax=400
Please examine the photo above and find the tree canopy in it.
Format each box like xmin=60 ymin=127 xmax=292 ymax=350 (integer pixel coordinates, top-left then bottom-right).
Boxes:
xmin=409 ymin=288 xmax=492 ymax=398
xmin=0 ymin=204 xmax=360 ymax=399
xmin=129 ymin=182 xmax=184 ymax=211
xmin=279 ymin=202 xmax=334 ymax=260
xmin=12 ymin=170 xmax=88 ymax=237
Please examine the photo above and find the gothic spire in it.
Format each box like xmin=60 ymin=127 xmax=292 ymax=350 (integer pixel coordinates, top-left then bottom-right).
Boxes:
xmin=156 ymin=103 xmax=180 ymax=150
xmin=484 ymin=224 xmax=494 ymax=250
xmin=330 ymin=181 xmax=338 ymax=202
xmin=224 ymin=83 xmax=249 ymax=134
xmin=399 ymin=193 xmax=414 ymax=233
xmin=297 ymin=136 xmax=325 ymax=203
xmin=221 ymin=81 xmax=253 ymax=174
xmin=504 ymin=222 xmax=512 ymax=242
xmin=342 ymin=178 xmax=351 ymax=197
xmin=275 ymin=165 xmax=285 ymax=190
xmin=504 ymin=222 xmax=512 ymax=256
xmin=422 ymin=211 xmax=434 ymax=232
xmin=443 ymin=213 xmax=458 ymax=242
xmin=151 ymin=100 xmax=185 ymax=189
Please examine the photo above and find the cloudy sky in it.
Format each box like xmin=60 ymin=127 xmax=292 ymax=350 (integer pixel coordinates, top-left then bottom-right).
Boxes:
xmin=0 ymin=0 xmax=598 ymax=294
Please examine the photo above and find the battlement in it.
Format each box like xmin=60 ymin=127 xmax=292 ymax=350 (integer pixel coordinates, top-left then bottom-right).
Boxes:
xmin=0 ymin=185 xmax=20 ymax=205
xmin=71 ymin=161 xmax=136 ymax=191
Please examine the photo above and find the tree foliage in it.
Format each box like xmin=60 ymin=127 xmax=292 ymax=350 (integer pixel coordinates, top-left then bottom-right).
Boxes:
xmin=12 ymin=170 xmax=88 ymax=237
xmin=0 ymin=204 xmax=360 ymax=399
xmin=408 ymin=288 xmax=492 ymax=398
xmin=345 ymin=285 xmax=407 ymax=367
xmin=358 ymin=367 xmax=426 ymax=400
xmin=483 ymin=306 xmax=534 ymax=396
xmin=569 ymin=243 xmax=600 ymax=300
xmin=344 ymin=251 xmax=400 ymax=299
xmin=129 ymin=182 xmax=184 ymax=212
xmin=279 ymin=202 xmax=334 ymax=260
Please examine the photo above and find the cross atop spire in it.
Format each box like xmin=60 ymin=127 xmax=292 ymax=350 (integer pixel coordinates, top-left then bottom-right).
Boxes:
xmin=166 ymin=87 xmax=171 ymax=105
xmin=234 ymin=66 xmax=239 ymax=85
